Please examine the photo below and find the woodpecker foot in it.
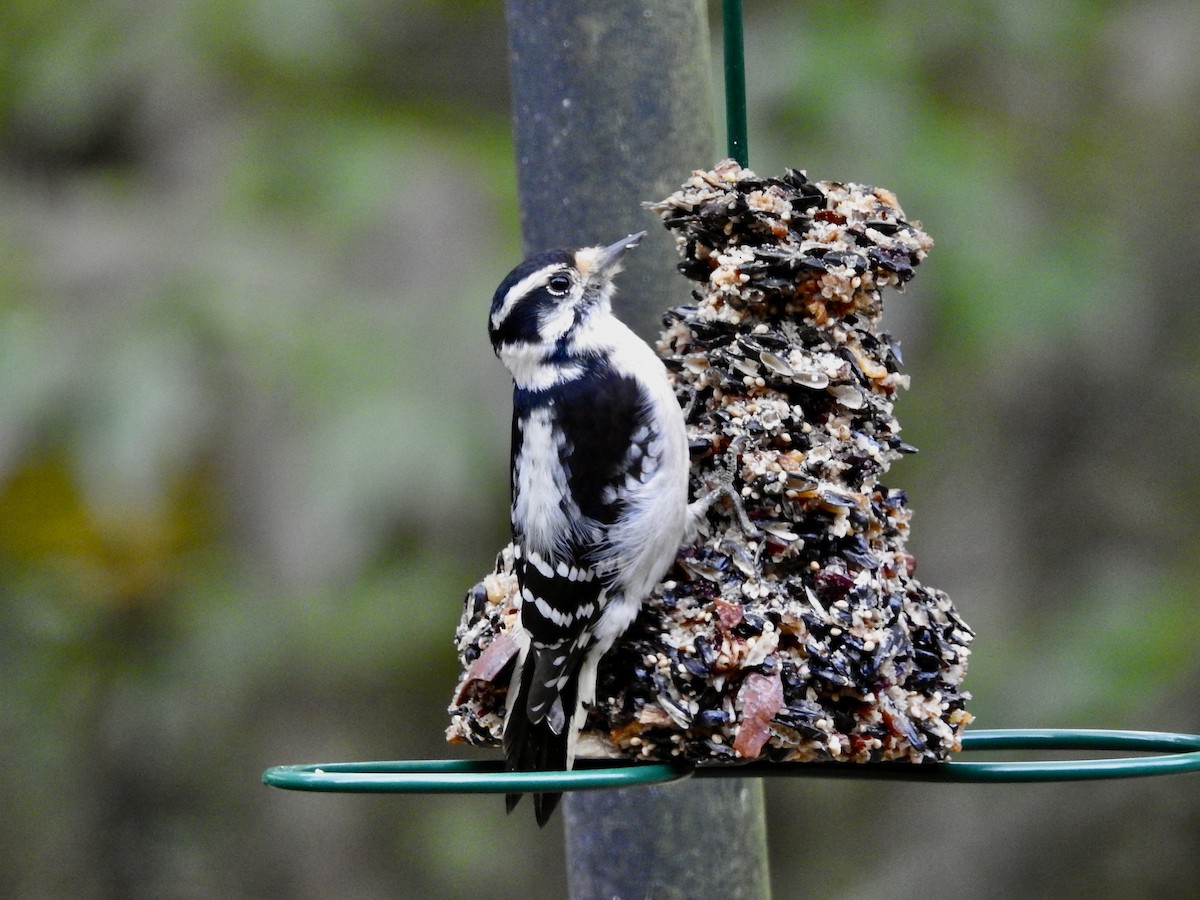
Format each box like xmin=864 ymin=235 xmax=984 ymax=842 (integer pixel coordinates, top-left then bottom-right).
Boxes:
xmin=687 ymin=457 xmax=762 ymax=539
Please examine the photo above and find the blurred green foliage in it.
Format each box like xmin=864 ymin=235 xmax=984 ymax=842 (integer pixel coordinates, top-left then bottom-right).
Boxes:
xmin=1 ymin=1 xmax=1198 ymax=898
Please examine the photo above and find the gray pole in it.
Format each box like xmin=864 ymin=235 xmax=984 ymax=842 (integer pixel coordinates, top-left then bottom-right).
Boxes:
xmin=503 ymin=2 xmax=772 ymax=898
xmin=506 ymin=0 xmax=713 ymax=339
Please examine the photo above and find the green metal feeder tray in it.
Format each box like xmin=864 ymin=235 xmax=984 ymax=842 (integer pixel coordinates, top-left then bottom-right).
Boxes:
xmin=263 ymin=728 xmax=1200 ymax=794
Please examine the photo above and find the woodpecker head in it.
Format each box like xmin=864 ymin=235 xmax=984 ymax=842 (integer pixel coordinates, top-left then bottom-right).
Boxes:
xmin=488 ymin=232 xmax=644 ymax=358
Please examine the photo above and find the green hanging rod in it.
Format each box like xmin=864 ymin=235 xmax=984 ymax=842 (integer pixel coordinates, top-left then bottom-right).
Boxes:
xmin=263 ymin=728 xmax=1200 ymax=794
xmin=722 ymin=0 xmax=749 ymax=166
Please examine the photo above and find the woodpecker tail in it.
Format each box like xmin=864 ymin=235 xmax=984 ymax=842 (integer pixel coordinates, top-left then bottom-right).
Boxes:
xmin=503 ymin=641 xmax=581 ymax=827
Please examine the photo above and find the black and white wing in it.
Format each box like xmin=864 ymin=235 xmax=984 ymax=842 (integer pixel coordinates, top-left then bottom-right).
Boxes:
xmin=503 ymin=366 xmax=658 ymax=824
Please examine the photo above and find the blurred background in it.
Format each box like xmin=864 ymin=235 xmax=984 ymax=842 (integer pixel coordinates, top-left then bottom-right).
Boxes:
xmin=2 ymin=1 xmax=1198 ymax=897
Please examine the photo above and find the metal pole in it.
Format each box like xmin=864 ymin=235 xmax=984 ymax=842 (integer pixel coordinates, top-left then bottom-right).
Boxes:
xmin=562 ymin=779 xmax=770 ymax=900
xmin=721 ymin=0 xmax=749 ymax=166
xmin=503 ymin=2 xmax=771 ymax=898
xmin=505 ymin=0 xmax=715 ymax=339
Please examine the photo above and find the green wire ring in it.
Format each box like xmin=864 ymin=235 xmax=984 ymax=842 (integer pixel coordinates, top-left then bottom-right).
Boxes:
xmin=263 ymin=729 xmax=1200 ymax=794
xmin=705 ymin=729 xmax=1200 ymax=783
xmin=262 ymin=758 xmax=687 ymax=794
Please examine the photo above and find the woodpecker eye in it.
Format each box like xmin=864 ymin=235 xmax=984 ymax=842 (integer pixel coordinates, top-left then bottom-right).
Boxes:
xmin=546 ymin=273 xmax=573 ymax=296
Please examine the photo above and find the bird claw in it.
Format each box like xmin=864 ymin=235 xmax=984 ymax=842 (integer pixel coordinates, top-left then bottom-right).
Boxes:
xmin=687 ymin=457 xmax=762 ymax=540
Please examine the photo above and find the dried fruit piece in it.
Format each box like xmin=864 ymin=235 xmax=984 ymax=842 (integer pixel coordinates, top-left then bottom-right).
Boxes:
xmin=733 ymin=671 xmax=785 ymax=759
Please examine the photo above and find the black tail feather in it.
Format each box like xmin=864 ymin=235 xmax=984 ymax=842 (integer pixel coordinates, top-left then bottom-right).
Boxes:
xmin=533 ymin=791 xmax=561 ymax=826
xmin=503 ymin=645 xmax=577 ymax=827
xmin=503 ymin=788 xmax=561 ymax=827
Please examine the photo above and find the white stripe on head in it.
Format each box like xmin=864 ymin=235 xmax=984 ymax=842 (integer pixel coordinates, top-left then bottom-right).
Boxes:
xmin=490 ymin=264 xmax=569 ymax=333
xmin=537 ymin=296 xmax=577 ymax=343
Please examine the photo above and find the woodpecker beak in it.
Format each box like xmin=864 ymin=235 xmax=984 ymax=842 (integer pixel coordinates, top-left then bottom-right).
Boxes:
xmin=585 ymin=231 xmax=646 ymax=278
